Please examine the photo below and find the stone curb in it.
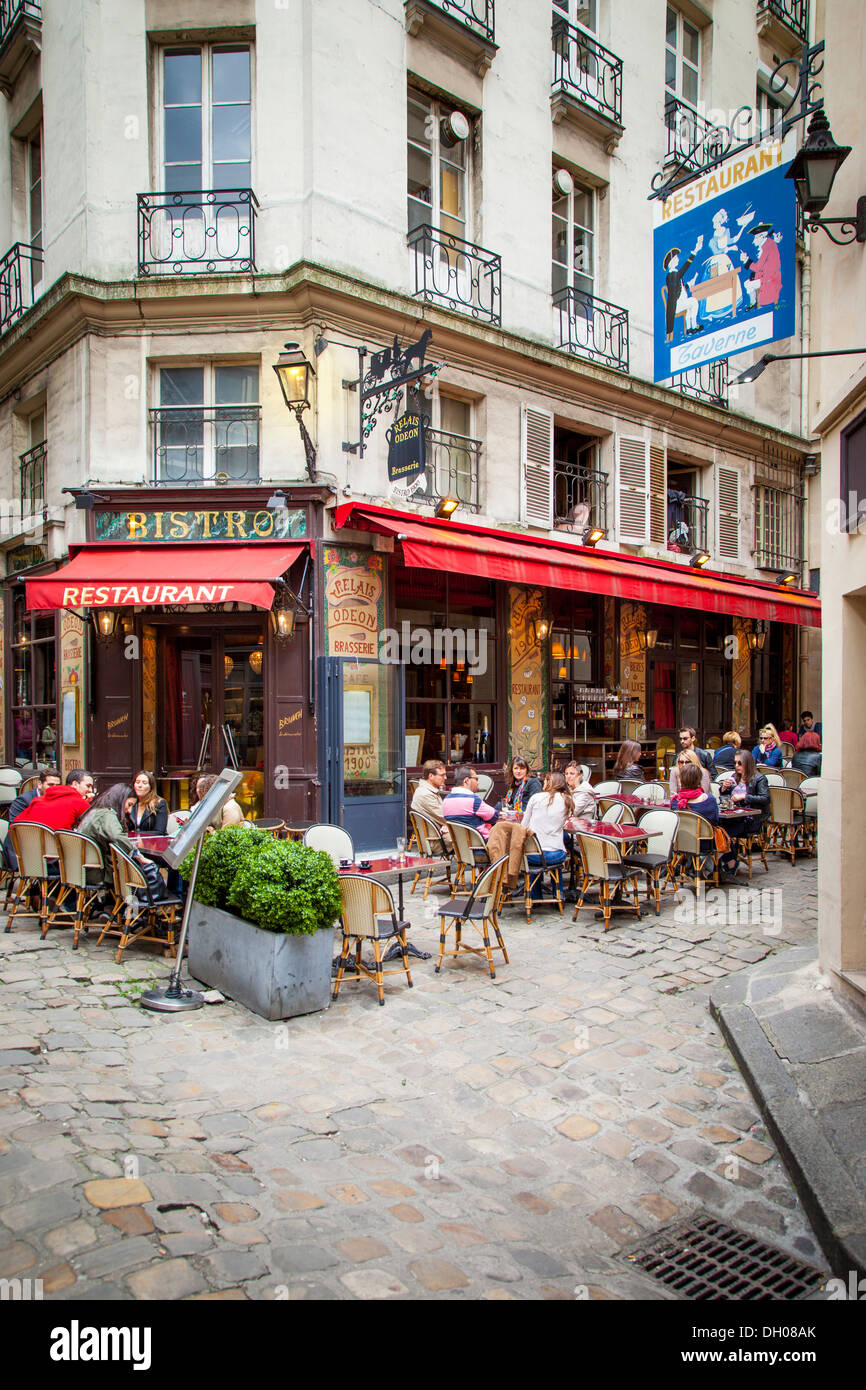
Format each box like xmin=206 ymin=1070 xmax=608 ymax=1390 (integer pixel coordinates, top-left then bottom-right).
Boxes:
xmin=710 ymin=988 xmax=866 ymax=1280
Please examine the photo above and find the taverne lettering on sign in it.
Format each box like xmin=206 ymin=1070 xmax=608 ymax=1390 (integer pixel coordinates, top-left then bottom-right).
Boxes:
xmin=94 ymin=509 xmax=307 ymax=543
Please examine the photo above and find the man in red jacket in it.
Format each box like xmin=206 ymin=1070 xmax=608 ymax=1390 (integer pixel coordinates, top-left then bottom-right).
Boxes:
xmin=15 ymin=769 xmax=95 ymax=830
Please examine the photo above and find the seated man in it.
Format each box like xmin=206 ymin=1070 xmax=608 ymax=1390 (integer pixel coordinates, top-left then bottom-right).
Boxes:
xmin=442 ymin=765 xmax=498 ymax=841
xmin=411 ymin=760 xmax=450 ymax=844
xmin=15 ymin=768 xmax=96 ymax=832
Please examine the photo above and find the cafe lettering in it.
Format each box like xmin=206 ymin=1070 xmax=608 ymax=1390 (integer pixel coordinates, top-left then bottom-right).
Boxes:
xmin=94 ymin=508 xmax=307 ymax=543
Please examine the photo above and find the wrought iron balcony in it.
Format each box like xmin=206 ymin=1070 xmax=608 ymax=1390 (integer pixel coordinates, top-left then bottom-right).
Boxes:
xmin=757 ymin=0 xmax=809 ymax=46
xmin=150 ymin=406 xmax=261 ymax=484
xmin=0 ymin=241 xmax=43 ymax=336
xmin=551 ymin=17 xmax=623 ymax=132
xmin=0 ymin=1 xmax=40 ymax=94
xmin=415 ymin=0 xmax=493 ymax=42
xmin=667 ymin=493 xmax=708 ymax=555
xmin=425 ymin=427 xmax=481 ymax=512
xmin=554 ymin=286 xmax=629 ymax=373
xmin=664 ymin=97 xmax=727 ymax=173
xmin=408 ymin=224 xmax=501 ymax=326
xmin=669 ymin=362 xmax=729 ymax=409
xmin=404 ymin=0 xmax=496 ymax=74
xmin=137 ymin=189 xmax=259 ymax=277
xmin=19 ymin=440 xmax=46 ymax=517
xmin=554 ymin=460 xmax=608 ymax=536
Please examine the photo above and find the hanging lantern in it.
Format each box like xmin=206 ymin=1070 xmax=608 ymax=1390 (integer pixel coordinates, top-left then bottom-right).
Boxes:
xmin=248 ymin=650 xmax=263 ymax=675
xmin=224 ymin=655 xmax=234 ymax=678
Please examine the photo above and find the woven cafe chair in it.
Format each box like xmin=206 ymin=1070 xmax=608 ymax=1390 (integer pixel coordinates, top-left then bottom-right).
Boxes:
xmin=798 ymin=777 xmax=819 ymax=847
xmin=475 ymin=772 xmax=494 ymax=801
xmin=97 ymin=845 xmax=183 ymax=964
xmin=599 ymin=802 xmax=637 ymax=825
xmin=0 ymin=766 xmax=23 ymax=820
xmin=333 ymin=875 xmax=412 ymax=1007
xmin=407 ymin=779 xmax=420 ymax=850
xmin=0 ymin=820 xmax=17 ymax=912
xmin=409 ymin=811 xmax=452 ymax=899
xmin=766 ymin=787 xmax=810 ymax=866
xmin=618 ymin=778 xmax=644 ymax=795
xmin=448 ymin=821 xmax=490 ymax=891
xmin=519 ymin=831 xmax=565 ymax=923
xmin=633 ymin=781 xmax=667 ymax=805
xmin=434 ymin=854 xmax=509 ymax=980
xmin=672 ymin=810 xmax=720 ymax=894
xmin=624 ymin=809 xmax=681 ymax=915
xmin=5 ymin=821 xmax=54 ymax=934
xmin=303 ymin=823 xmax=354 ymax=868
xmin=572 ymin=832 xmax=643 ymax=932
xmin=47 ymin=831 xmax=105 ymax=950
xmin=779 ymin=768 xmax=806 ymax=789
xmin=592 ymin=781 xmax=620 ymax=796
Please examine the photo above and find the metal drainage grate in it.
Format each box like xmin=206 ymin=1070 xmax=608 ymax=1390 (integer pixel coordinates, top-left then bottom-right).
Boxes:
xmin=624 ymin=1212 xmax=827 ymax=1299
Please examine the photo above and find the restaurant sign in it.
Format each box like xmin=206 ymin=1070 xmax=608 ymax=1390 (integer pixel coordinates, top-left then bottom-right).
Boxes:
xmin=323 ymin=546 xmax=385 ymax=659
xmin=387 ymin=410 xmax=425 ymax=486
xmin=94 ymin=508 xmax=307 ymax=543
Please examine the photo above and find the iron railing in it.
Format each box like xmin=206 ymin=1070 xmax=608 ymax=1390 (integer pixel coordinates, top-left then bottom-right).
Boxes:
xmin=664 ymin=96 xmax=727 ymax=171
xmin=421 ymin=0 xmax=494 ymax=44
xmin=552 ymin=17 xmax=622 ymax=128
xmin=754 ymin=453 xmax=803 ymax=571
xmin=0 ymin=241 xmax=43 ymax=336
xmin=137 ymin=189 xmax=259 ymax=276
xmin=758 ymin=0 xmax=810 ymax=45
xmin=408 ymin=224 xmax=501 ymax=326
xmin=669 ymin=362 xmax=729 ymax=408
xmin=150 ymin=406 xmax=261 ymax=484
xmin=554 ymin=286 xmax=629 ymax=372
xmin=667 ymin=493 xmax=709 ymax=554
xmin=0 ymin=0 xmax=40 ymax=48
xmin=425 ymin=427 xmax=481 ymax=512
xmin=554 ymin=460 xmax=608 ymax=535
xmin=19 ymin=440 xmax=45 ymax=516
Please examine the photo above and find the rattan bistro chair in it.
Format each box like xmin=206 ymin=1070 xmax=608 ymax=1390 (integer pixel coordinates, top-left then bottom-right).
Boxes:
xmin=624 ymin=809 xmax=681 ymax=915
xmin=435 ymin=855 xmax=509 ymax=980
xmin=5 ymin=821 xmax=54 ymax=933
xmin=592 ymin=781 xmax=620 ymax=796
xmin=409 ymin=811 xmax=452 ymax=899
xmin=766 ymin=786 xmax=811 ymax=865
xmin=572 ymin=833 xmax=643 ymax=932
xmin=633 ymin=781 xmax=668 ymax=805
xmin=47 ymin=831 xmax=105 ymax=949
xmin=97 ymin=845 xmax=182 ymax=964
xmin=303 ymin=824 xmax=354 ymax=868
xmin=778 ymin=767 xmax=806 ymax=789
xmin=448 ymin=821 xmax=490 ymax=890
xmin=519 ymin=831 xmax=565 ymax=923
xmin=0 ymin=821 xmax=16 ymax=911
xmin=672 ymin=810 xmax=720 ymax=892
xmin=333 ymin=875 xmax=412 ymax=1006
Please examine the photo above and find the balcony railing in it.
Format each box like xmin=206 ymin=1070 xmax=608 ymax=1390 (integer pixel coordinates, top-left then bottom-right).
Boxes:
xmin=19 ymin=440 xmax=45 ymax=517
xmin=0 ymin=1 xmax=40 ymax=94
xmin=408 ymin=224 xmax=501 ymax=326
xmin=425 ymin=427 xmax=481 ymax=512
xmin=137 ymin=189 xmax=259 ymax=277
xmin=757 ymin=0 xmax=809 ymax=45
xmin=150 ymin=406 xmax=261 ymax=484
xmin=0 ymin=0 xmax=38 ymax=42
xmin=554 ymin=460 xmax=608 ymax=536
xmin=664 ymin=96 xmax=727 ymax=172
xmin=0 ymin=241 xmax=43 ymax=336
xmin=554 ymin=286 xmax=629 ymax=372
xmin=414 ymin=0 xmax=494 ymax=44
xmin=754 ymin=477 xmax=803 ymax=571
xmin=667 ymin=493 xmax=708 ymax=554
xmin=669 ymin=362 xmax=729 ymax=409
xmin=552 ymin=17 xmax=622 ymax=129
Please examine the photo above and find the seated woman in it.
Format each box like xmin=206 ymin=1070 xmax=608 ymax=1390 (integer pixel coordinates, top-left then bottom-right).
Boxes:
xmin=670 ymin=760 xmax=718 ymax=876
xmin=124 ymin=770 xmax=168 ymax=836
xmin=712 ymin=730 xmax=741 ymax=774
xmin=717 ymin=749 xmax=770 ymax=875
xmin=522 ymin=771 xmax=571 ymax=900
xmin=563 ymin=760 xmax=597 ymax=820
xmin=613 ymin=740 xmax=644 ymax=782
xmin=78 ymin=783 xmax=164 ymax=901
xmin=791 ymin=731 xmax=821 ymax=777
xmin=191 ymin=773 xmax=245 ymax=829
xmin=752 ymin=723 xmax=783 ymax=768
xmin=500 ymin=756 xmax=542 ymax=817
xmin=669 ymin=748 xmax=711 ymax=795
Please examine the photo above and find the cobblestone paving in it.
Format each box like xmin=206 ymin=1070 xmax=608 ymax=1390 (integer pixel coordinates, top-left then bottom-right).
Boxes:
xmin=0 ymin=859 xmax=827 ymax=1300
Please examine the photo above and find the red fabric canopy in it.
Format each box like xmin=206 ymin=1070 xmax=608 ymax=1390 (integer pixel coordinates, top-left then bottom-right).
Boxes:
xmin=333 ymin=504 xmax=821 ymax=628
xmin=25 ymin=542 xmax=307 ymax=612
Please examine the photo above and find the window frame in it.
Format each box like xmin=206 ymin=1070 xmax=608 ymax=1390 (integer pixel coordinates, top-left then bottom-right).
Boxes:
xmin=407 ymin=88 xmax=474 ymax=242
xmin=156 ymin=42 xmax=255 ymax=193
xmin=665 ymin=5 xmax=701 ymax=109
xmin=553 ymin=0 xmax=598 ymax=34
xmin=153 ymin=361 xmax=261 ymax=485
xmin=552 ymin=174 xmax=595 ymax=299
xmin=9 ymin=595 xmax=57 ymax=770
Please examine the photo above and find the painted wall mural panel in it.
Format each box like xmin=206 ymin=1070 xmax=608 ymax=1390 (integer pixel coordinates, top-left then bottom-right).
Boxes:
xmin=507 ymin=586 xmax=548 ymax=772
xmin=619 ymin=602 xmax=648 ymax=741
xmin=732 ymin=618 xmax=751 ymax=735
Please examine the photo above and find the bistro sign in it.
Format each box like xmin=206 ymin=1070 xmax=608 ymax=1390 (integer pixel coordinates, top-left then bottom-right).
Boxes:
xmin=94 ymin=508 xmax=307 ymax=542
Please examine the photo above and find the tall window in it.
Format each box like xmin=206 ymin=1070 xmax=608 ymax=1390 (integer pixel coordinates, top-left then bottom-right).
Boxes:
xmin=665 ymin=6 xmax=700 ymax=107
xmin=754 ymin=455 xmax=802 ymax=570
xmin=155 ymin=365 xmax=259 ymax=483
xmin=162 ymin=47 xmax=251 ymax=191
xmin=20 ymin=410 xmax=46 ymax=519
xmin=553 ymin=0 xmax=597 ymax=30
xmin=407 ymin=90 xmax=471 ymax=242
xmin=427 ymin=393 xmax=480 ymax=511
xmin=11 ymin=594 xmax=56 ymax=769
xmin=28 ymin=127 xmax=42 ymax=293
xmin=552 ymin=175 xmax=594 ymax=298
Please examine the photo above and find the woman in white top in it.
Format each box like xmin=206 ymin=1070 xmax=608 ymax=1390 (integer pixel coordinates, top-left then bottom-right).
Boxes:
xmin=563 ymin=760 xmax=597 ymax=820
xmin=522 ymin=771 xmax=572 ymax=900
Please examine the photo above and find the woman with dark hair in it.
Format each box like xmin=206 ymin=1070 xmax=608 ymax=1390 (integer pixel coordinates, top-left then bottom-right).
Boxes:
xmin=125 ymin=770 xmax=168 ymax=835
xmin=191 ymin=773 xmax=245 ymax=828
xmin=670 ymin=760 xmax=719 ymax=875
xmin=522 ymin=771 xmax=573 ymax=900
xmin=501 ymin=757 xmax=542 ymax=817
xmin=613 ymin=740 xmax=644 ymax=781
xmin=718 ymin=749 xmax=770 ymax=875
xmin=78 ymin=783 xmax=157 ymax=894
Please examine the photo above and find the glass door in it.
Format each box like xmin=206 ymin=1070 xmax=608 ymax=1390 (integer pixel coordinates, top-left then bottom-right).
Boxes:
xmin=318 ymin=657 xmax=406 ymax=852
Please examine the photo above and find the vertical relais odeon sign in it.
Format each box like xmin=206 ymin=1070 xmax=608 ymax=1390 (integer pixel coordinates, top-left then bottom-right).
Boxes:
xmin=653 ymin=138 xmax=796 ymax=383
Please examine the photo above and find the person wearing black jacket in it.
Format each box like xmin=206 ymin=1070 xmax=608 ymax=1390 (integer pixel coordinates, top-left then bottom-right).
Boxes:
xmin=717 ymin=750 xmax=770 ymax=875
xmin=124 ymin=771 xmax=168 ymax=836
xmin=678 ymin=726 xmax=715 ymax=775
xmin=500 ymin=757 xmax=542 ymax=816
xmin=3 ymin=771 xmax=61 ymax=870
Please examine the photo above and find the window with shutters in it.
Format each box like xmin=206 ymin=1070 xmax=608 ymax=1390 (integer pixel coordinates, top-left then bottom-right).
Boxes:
xmin=666 ymin=460 xmax=708 ymax=554
xmin=717 ymin=465 xmax=740 ymax=560
xmin=521 ymin=404 xmax=554 ymax=528
xmin=553 ymin=425 xmax=607 ymax=536
xmin=753 ymin=452 xmax=802 ymax=569
xmin=615 ymin=438 xmax=665 ymax=546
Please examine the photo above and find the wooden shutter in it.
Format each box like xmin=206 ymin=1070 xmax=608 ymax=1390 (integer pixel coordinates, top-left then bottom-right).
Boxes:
xmin=521 ymin=404 xmax=553 ymax=528
xmin=717 ymin=465 xmax=739 ymax=560
xmin=616 ymin=436 xmax=649 ymax=544
xmin=649 ymin=443 xmax=666 ymax=545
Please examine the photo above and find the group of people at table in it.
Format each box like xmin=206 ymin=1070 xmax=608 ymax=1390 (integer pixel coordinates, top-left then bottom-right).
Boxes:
xmin=411 ymin=713 xmax=820 ymax=896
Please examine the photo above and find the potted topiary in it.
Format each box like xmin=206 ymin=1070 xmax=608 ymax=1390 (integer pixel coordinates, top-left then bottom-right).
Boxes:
xmin=185 ymin=828 xmax=343 ymax=1021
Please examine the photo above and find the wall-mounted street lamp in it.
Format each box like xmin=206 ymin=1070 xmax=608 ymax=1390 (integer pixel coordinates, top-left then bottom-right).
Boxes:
xmin=730 ymin=347 xmax=866 ymax=386
xmin=689 ymin=551 xmax=710 ymax=569
xmin=786 ymin=109 xmax=865 ymax=245
xmin=776 ymin=572 xmax=798 ymax=588
xmin=91 ymin=609 xmax=120 ymax=642
xmin=435 ymin=497 xmax=459 ymax=519
xmin=270 ymin=556 xmax=313 ymax=645
xmin=747 ymin=621 xmax=768 ymax=652
xmin=636 ymin=628 xmax=658 ymax=651
xmin=273 ymin=342 xmax=317 ymax=483
xmin=581 ymin=525 xmax=605 ymax=547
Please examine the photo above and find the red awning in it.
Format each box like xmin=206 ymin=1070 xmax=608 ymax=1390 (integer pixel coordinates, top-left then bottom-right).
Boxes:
xmin=333 ymin=504 xmax=821 ymax=628
xmin=25 ymin=542 xmax=307 ymax=612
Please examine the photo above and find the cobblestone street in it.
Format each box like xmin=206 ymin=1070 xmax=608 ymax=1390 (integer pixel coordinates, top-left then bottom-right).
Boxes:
xmin=0 ymin=858 xmax=828 ymax=1301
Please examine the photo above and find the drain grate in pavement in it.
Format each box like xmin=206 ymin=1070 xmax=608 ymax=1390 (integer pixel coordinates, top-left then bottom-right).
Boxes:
xmin=624 ymin=1212 xmax=827 ymax=1299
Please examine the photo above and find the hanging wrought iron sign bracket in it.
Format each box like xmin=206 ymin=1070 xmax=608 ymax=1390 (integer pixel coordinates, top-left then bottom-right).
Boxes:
xmin=648 ymin=41 xmax=826 ymax=203
xmin=341 ymin=328 xmax=442 ymax=458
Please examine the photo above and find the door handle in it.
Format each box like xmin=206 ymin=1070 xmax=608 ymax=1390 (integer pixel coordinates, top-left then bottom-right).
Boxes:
xmin=221 ymin=722 xmax=239 ymax=770
xmin=196 ymin=723 xmax=212 ymax=770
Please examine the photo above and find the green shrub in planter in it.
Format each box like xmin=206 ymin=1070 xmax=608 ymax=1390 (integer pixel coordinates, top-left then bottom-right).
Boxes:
xmin=228 ymin=840 xmax=343 ymax=936
xmin=181 ymin=825 xmax=270 ymax=910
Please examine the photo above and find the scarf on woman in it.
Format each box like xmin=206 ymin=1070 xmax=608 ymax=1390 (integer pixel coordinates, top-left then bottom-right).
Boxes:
xmin=672 ymin=786 xmax=704 ymax=808
xmin=505 ymin=781 xmax=532 ymax=814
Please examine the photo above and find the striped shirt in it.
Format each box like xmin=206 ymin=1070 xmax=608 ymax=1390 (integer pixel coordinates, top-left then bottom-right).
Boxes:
xmin=443 ymin=788 xmax=498 ymax=840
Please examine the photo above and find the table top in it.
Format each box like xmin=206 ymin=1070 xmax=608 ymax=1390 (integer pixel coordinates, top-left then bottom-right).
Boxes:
xmin=129 ymin=835 xmax=173 ymax=853
xmin=566 ymin=818 xmax=660 ymax=841
xmin=339 ymin=855 xmax=438 ymax=875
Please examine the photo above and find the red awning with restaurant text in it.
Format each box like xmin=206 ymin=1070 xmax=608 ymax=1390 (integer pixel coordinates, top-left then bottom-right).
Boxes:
xmin=24 ymin=542 xmax=307 ymax=612
xmin=333 ymin=504 xmax=820 ymax=628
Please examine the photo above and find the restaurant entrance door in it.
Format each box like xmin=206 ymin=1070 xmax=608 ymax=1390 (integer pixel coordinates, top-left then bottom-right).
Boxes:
xmin=318 ymin=657 xmax=406 ymax=851
xmin=158 ymin=624 xmax=266 ymax=818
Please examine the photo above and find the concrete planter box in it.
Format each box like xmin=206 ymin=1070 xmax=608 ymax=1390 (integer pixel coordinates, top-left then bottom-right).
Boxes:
xmin=188 ymin=903 xmax=332 ymax=1021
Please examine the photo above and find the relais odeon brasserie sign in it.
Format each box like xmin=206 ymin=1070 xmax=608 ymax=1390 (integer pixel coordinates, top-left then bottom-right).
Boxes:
xmin=653 ymin=137 xmax=796 ymax=383
xmin=323 ymin=547 xmax=385 ymax=659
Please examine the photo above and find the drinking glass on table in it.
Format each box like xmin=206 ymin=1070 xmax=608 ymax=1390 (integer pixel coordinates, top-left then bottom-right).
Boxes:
xmin=396 ymin=836 xmax=407 ymax=866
